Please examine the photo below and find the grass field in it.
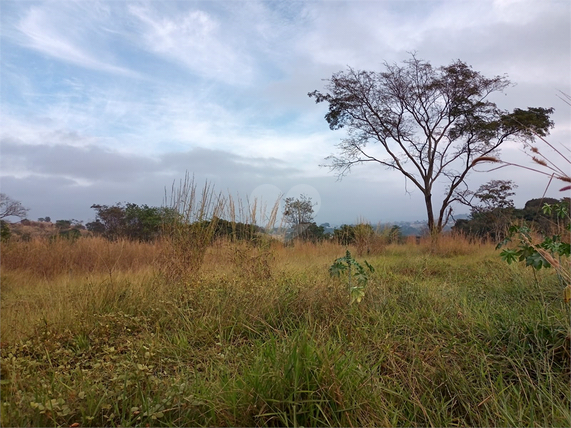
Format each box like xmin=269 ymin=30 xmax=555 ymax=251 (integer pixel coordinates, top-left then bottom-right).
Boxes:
xmin=1 ymin=235 xmax=569 ymax=427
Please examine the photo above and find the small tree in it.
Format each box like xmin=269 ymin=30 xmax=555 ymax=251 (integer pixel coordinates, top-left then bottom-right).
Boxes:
xmin=471 ymin=180 xmax=518 ymax=213
xmin=387 ymin=225 xmax=403 ymax=244
xmin=334 ymin=224 xmax=356 ymax=245
xmin=0 ymin=194 xmax=29 ymax=219
xmin=283 ymin=195 xmax=316 ymax=241
xmin=55 ymin=219 xmax=73 ymax=230
xmin=86 ymin=219 xmax=106 ymax=235
xmin=124 ymin=203 xmax=176 ymax=242
xmin=309 ymin=55 xmax=554 ymax=234
xmin=304 ymin=222 xmax=327 ymax=243
xmin=89 ymin=204 xmax=126 ymax=240
xmin=468 ymin=180 xmax=518 ymax=240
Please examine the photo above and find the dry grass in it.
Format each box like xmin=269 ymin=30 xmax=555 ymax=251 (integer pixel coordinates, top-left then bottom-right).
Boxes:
xmin=1 ymin=233 xmax=568 ymax=427
xmin=0 ymin=268 xmax=161 ymax=344
xmin=1 ymin=237 xmax=161 ymax=280
xmin=419 ymin=231 xmax=492 ymax=257
xmin=0 ymin=234 xmax=494 ymax=345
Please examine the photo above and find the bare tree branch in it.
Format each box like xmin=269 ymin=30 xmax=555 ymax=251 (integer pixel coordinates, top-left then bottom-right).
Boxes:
xmin=0 ymin=194 xmax=29 ymax=220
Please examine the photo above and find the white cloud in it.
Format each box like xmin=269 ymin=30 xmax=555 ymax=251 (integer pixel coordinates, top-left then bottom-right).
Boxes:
xmin=128 ymin=4 xmax=254 ymax=84
xmin=1 ymin=0 xmax=569 ymax=224
xmin=15 ymin=5 xmax=138 ymax=77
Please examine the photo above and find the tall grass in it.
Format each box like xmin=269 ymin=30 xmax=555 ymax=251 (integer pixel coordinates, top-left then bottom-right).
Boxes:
xmin=159 ymin=174 xmax=281 ymax=284
xmin=2 ymin=232 xmax=569 ymax=427
xmin=1 ymin=236 xmax=160 ymax=279
xmin=160 ymin=174 xmax=225 ymax=284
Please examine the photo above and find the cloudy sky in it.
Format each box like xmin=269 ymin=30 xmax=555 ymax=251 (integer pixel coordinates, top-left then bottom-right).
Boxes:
xmin=1 ymin=0 xmax=570 ymax=226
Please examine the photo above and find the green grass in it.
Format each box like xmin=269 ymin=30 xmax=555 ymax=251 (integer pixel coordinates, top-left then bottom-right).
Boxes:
xmin=1 ymin=241 xmax=569 ymax=427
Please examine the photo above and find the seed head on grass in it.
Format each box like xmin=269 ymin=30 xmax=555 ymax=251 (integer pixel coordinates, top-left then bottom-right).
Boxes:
xmin=470 ymin=156 xmax=500 ymax=167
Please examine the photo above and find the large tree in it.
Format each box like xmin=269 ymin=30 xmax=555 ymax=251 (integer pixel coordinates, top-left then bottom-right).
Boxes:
xmin=309 ymin=55 xmax=554 ymax=234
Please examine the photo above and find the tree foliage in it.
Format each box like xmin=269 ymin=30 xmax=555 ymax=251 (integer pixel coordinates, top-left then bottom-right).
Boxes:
xmin=197 ymin=217 xmax=265 ymax=242
xmin=455 ymin=196 xmax=570 ymax=241
xmin=283 ymin=195 xmax=315 ymax=227
xmin=309 ymin=55 xmax=554 ymax=234
xmin=87 ymin=203 xmax=177 ymax=241
xmin=87 ymin=203 xmax=267 ymax=243
xmin=0 ymin=220 xmax=11 ymax=242
xmin=471 ymin=180 xmax=518 ymax=213
xmin=283 ymin=195 xmax=316 ymax=241
xmin=454 ymin=180 xmax=517 ymax=240
xmin=333 ymin=224 xmax=357 ymax=245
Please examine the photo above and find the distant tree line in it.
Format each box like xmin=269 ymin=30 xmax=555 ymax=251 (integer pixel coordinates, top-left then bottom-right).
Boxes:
xmin=86 ymin=203 xmax=268 ymax=243
xmin=86 ymin=203 xmax=176 ymax=241
xmin=4 ymin=190 xmax=565 ymax=246
xmin=454 ymin=197 xmax=570 ymax=241
xmin=453 ymin=181 xmax=570 ymax=241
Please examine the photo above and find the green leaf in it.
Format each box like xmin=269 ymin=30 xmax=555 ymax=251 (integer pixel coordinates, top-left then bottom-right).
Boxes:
xmin=525 ymin=252 xmax=550 ymax=270
xmin=500 ymin=249 xmax=519 ymax=264
xmin=495 ymin=237 xmax=511 ymax=250
xmin=555 ymin=203 xmax=569 ymax=219
xmin=350 ymin=286 xmax=365 ymax=304
xmin=329 ymin=261 xmax=347 ymax=277
xmin=507 ymin=224 xmax=521 ymax=235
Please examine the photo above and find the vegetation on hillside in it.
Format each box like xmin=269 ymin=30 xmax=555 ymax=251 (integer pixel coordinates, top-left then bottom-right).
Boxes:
xmin=454 ymin=196 xmax=570 ymax=241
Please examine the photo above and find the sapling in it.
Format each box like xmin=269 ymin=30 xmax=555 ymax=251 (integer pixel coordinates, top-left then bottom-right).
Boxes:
xmin=497 ymin=202 xmax=570 ymax=303
xmin=329 ymin=250 xmax=375 ymax=304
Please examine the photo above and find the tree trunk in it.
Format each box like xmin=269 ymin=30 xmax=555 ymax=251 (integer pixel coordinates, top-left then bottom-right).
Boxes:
xmin=424 ymin=191 xmax=436 ymax=235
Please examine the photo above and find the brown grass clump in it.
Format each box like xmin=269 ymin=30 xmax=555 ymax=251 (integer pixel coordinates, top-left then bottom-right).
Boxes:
xmin=160 ymin=174 xmax=225 ymax=284
xmin=1 ymin=237 xmax=160 ymax=279
xmin=414 ymin=232 xmax=492 ymax=257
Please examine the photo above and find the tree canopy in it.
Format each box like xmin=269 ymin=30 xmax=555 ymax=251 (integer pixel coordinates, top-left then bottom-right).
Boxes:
xmin=283 ymin=195 xmax=318 ymax=242
xmin=453 ymin=180 xmax=517 ymax=240
xmin=309 ymin=55 xmax=554 ymax=234
xmin=87 ymin=203 xmax=177 ymax=241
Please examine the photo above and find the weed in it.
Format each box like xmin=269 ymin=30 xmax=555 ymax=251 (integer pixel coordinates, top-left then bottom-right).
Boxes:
xmin=329 ymin=250 xmax=375 ymax=304
xmin=497 ymin=202 xmax=571 ymax=303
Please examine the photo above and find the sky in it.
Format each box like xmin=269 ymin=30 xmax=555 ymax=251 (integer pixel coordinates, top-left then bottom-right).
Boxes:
xmin=1 ymin=0 xmax=570 ymax=226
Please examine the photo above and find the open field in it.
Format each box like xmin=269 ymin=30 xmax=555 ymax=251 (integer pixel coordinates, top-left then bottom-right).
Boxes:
xmin=1 ymin=236 xmax=570 ymax=427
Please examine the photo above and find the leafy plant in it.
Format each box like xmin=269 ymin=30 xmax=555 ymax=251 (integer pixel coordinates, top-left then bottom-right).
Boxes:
xmin=329 ymin=250 xmax=375 ymax=304
xmin=0 ymin=220 xmax=11 ymax=243
xmin=497 ymin=202 xmax=570 ymax=302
